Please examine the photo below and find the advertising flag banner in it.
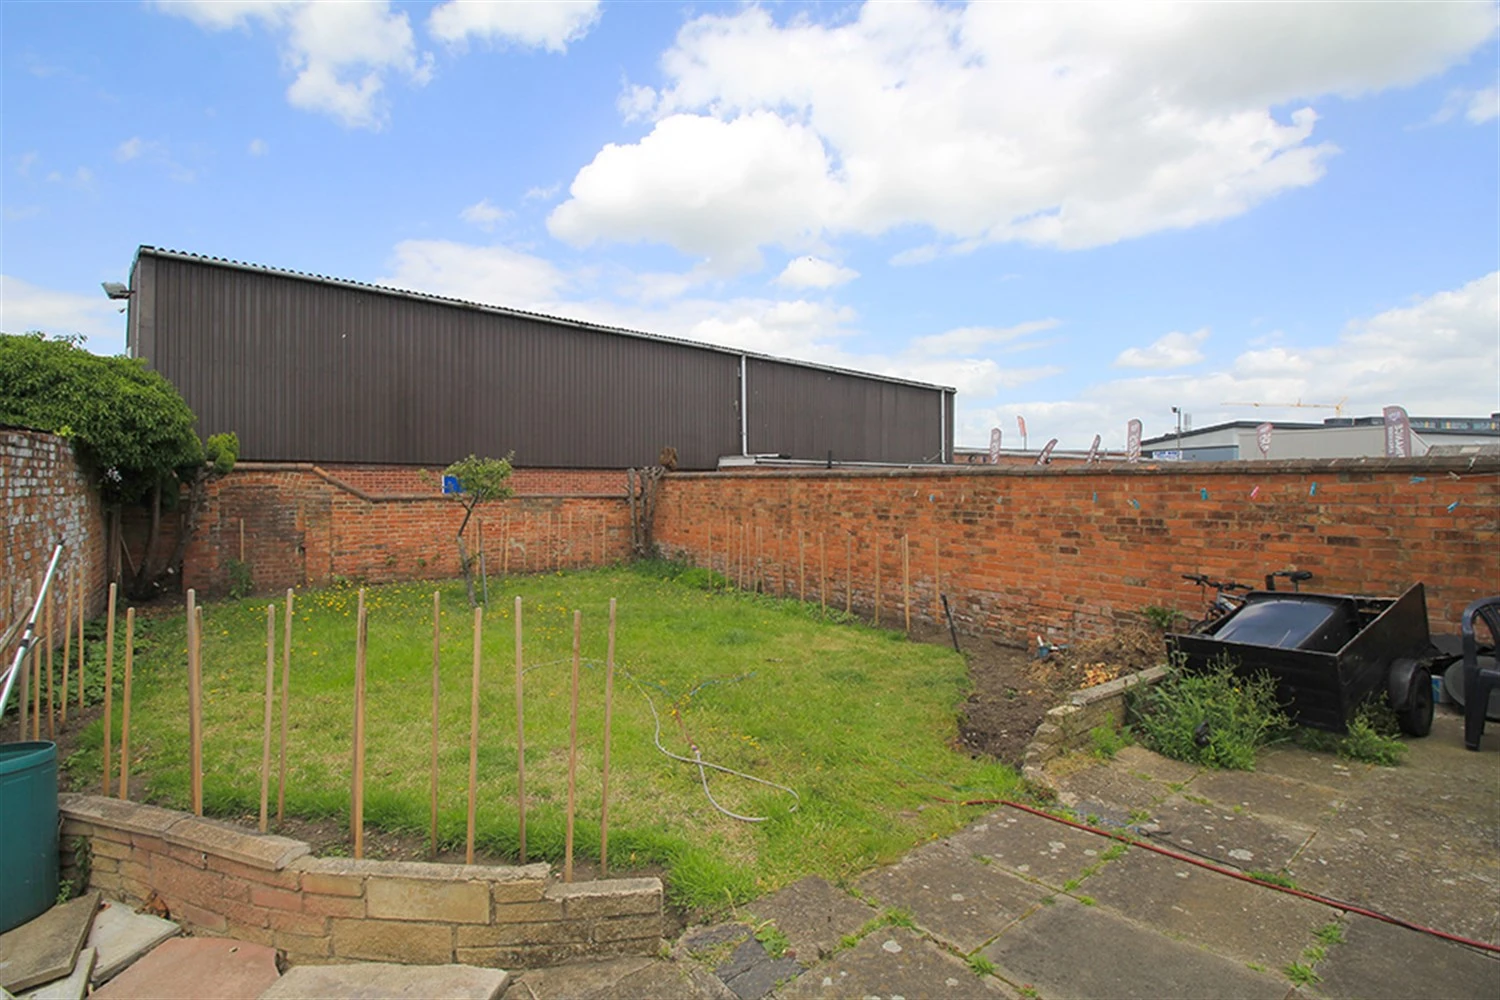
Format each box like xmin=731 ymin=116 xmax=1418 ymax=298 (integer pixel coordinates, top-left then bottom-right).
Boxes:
xmin=1256 ymin=422 xmax=1274 ymax=458
xmin=1085 ymin=434 xmax=1101 ymax=464
xmin=1126 ymin=419 xmax=1143 ymax=463
xmin=988 ymin=427 xmax=1002 ymax=464
xmin=1036 ymin=439 xmax=1058 ymax=465
xmin=1383 ymin=406 xmax=1412 ymax=458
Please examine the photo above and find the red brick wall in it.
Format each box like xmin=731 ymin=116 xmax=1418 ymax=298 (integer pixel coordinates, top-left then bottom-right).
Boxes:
xmin=654 ymin=459 xmax=1498 ymax=645
xmin=1 ymin=428 xmax=108 ymax=625
xmin=158 ymin=464 xmax=630 ymax=597
xmin=322 ymin=465 xmax=626 ymax=497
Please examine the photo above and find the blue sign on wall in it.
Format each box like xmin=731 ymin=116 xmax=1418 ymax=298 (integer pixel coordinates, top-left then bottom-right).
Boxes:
xmin=442 ymin=475 xmax=463 ymax=494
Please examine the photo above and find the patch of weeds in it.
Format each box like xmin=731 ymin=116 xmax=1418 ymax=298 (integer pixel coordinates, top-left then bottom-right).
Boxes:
xmin=1100 ymin=842 xmax=1128 ymax=862
xmin=1019 ymin=986 xmax=1040 ymax=999
xmin=1062 ymin=878 xmax=1081 ymax=892
xmin=1284 ymin=962 xmax=1321 ymax=986
xmin=1314 ymin=922 xmax=1345 ymax=947
xmin=1127 ymin=808 xmax=1152 ymax=825
xmin=754 ymin=920 xmax=790 ymax=959
xmin=1302 ymin=944 xmax=1327 ymax=965
xmin=884 ymin=907 xmax=917 ymax=929
xmin=1182 ymin=793 xmax=1213 ymax=807
xmin=1077 ymin=895 xmax=1096 ymax=906
xmin=1247 ymin=870 xmax=1297 ymax=889
xmin=1141 ymin=605 xmax=1181 ymax=631
xmin=1040 ymin=895 xmax=1056 ymax=906
xmin=1247 ymin=962 xmax=1267 ymax=973
xmin=973 ymin=853 xmax=993 ymax=865
xmin=1293 ymin=702 xmax=1407 ymax=766
xmin=225 ymin=558 xmax=253 ymax=599
xmin=1089 ymin=725 xmax=1131 ymax=760
xmin=1084 ymin=813 xmax=1101 ymax=826
xmin=56 ymin=879 xmax=75 ymax=904
xmin=1166 ymin=782 xmax=1185 ymax=793
xmin=968 ymin=954 xmax=997 ymax=976
xmin=1129 ymin=653 xmax=1287 ymax=770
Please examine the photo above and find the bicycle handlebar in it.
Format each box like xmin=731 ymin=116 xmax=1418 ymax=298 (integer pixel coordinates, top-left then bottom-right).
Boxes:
xmin=1182 ymin=573 xmax=1251 ymax=593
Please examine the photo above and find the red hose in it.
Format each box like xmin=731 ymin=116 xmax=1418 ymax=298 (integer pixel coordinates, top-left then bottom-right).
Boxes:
xmin=938 ymin=797 xmax=1500 ymax=956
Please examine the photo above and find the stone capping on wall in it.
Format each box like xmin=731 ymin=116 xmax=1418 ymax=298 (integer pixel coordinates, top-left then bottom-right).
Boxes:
xmin=1021 ymin=665 xmax=1169 ymax=793
xmin=57 ymin=794 xmax=663 ymax=969
xmin=676 ymin=454 xmax=1500 ymax=480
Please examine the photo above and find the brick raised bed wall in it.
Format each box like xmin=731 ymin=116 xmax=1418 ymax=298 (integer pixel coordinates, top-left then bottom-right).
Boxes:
xmin=59 ymin=794 xmax=663 ymax=969
xmin=654 ymin=458 xmax=1498 ymax=645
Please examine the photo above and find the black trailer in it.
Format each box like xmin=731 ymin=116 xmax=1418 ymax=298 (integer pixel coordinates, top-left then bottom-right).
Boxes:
xmin=1167 ymin=583 xmax=1438 ymax=736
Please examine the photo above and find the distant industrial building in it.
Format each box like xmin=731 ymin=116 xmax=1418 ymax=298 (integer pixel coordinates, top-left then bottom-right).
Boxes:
xmin=125 ymin=247 xmax=955 ymax=471
xmin=1141 ymin=415 xmax=1500 ymax=462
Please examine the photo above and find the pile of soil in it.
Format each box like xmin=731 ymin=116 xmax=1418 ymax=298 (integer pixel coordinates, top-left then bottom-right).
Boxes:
xmin=909 ymin=621 xmax=1166 ymax=769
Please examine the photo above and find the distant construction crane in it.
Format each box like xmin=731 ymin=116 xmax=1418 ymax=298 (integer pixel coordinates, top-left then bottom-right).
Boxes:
xmin=1222 ymin=397 xmax=1349 ymax=416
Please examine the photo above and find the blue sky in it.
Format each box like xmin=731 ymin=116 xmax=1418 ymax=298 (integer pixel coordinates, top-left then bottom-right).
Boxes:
xmin=3 ymin=1 xmax=1497 ymax=448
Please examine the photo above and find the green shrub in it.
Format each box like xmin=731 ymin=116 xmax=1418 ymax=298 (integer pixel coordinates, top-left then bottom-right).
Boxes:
xmin=225 ymin=558 xmax=253 ymax=599
xmin=1089 ymin=724 xmax=1132 ymax=760
xmin=1293 ymin=701 xmax=1406 ymax=766
xmin=1129 ymin=655 xmax=1286 ymax=770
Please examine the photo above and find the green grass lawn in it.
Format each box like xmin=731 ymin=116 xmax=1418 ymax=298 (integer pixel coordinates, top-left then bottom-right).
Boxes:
xmin=65 ymin=561 xmax=1018 ymax=909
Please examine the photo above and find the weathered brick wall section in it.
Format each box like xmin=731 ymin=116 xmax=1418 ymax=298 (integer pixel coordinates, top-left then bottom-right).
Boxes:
xmin=655 ymin=458 xmax=1498 ymax=645
xmin=324 ymin=465 xmax=627 ymax=497
xmin=1 ymin=428 xmax=108 ymax=623
xmin=126 ymin=463 xmax=633 ymax=597
xmin=59 ymin=794 xmax=662 ymax=969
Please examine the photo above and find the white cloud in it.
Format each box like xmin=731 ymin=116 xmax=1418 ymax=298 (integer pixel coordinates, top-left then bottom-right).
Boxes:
xmin=45 ymin=167 xmax=94 ymax=189
xmin=775 ymin=256 xmax=859 ymax=290
xmin=555 ymin=2 xmax=1494 ymax=268
xmin=115 ymin=137 xmax=148 ymax=162
xmin=1466 ymin=86 xmax=1499 ymax=124
xmin=111 ymin=137 xmax=195 ymax=182
xmin=1114 ymin=327 xmax=1210 ymax=369
xmin=15 ymin=151 xmax=39 ymax=177
xmin=965 ymin=273 xmax=1500 ymax=448
xmin=523 ymin=182 xmax=561 ymax=202
xmin=155 ymin=1 xmax=429 ymax=129
xmin=428 ymin=0 xmax=600 ymax=53
xmin=379 ymin=240 xmax=568 ymax=309
xmin=459 ymin=198 xmax=509 ymax=231
xmin=248 ymin=138 xmax=269 ymax=156
xmin=911 ymin=320 xmax=1060 ymax=356
xmin=0 ymin=275 xmax=128 ymax=355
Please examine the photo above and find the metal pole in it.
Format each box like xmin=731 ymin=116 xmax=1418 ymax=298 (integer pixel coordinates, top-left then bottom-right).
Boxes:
xmin=0 ymin=543 xmax=63 ymax=725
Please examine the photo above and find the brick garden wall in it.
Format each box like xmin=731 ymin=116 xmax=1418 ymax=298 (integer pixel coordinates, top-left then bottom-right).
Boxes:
xmin=1 ymin=428 xmax=108 ymax=625
xmin=123 ymin=463 xmax=633 ymax=598
xmin=653 ymin=457 xmax=1498 ymax=645
xmin=59 ymin=793 xmax=663 ymax=969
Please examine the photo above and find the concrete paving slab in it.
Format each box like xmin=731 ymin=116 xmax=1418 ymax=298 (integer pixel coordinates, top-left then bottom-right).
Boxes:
xmin=947 ymin=809 xmax=1117 ymax=889
xmin=777 ymin=926 xmax=1017 ymax=999
xmin=1314 ymin=914 xmax=1500 ymax=1000
xmin=982 ymin=896 xmax=1291 ymax=999
xmin=715 ymin=939 xmax=801 ymax=1000
xmin=1081 ymin=846 xmax=1337 ymax=969
xmin=744 ymin=878 xmax=878 ymax=963
xmin=1287 ymin=828 xmax=1500 ymax=946
xmin=1141 ymin=794 xmax=1317 ymax=872
xmin=678 ymin=925 xmax=751 ymax=959
xmin=1253 ymin=748 xmax=1374 ymax=789
xmin=508 ymin=956 xmax=735 ymax=1000
xmin=855 ymin=841 xmax=1049 ymax=953
xmin=0 ymin=892 xmax=100 ymax=994
xmin=1183 ymin=769 xmax=1346 ymax=829
xmin=1055 ymin=761 xmax=1179 ymax=824
xmin=92 ymin=937 xmax=279 ymax=1000
xmin=18 ymin=948 xmax=93 ymax=1000
xmin=261 ymin=963 xmax=508 ymax=1000
xmin=1113 ymin=746 xmax=1203 ymax=785
xmin=85 ymin=899 xmax=180 ymax=985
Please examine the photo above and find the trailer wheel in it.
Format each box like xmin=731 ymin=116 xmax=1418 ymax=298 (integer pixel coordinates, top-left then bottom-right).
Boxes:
xmin=1395 ymin=667 xmax=1434 ymax=737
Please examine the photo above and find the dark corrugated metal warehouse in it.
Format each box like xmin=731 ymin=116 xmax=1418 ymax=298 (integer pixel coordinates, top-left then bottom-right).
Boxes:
xmin=127 ymin=247 xmax=955 ymax=471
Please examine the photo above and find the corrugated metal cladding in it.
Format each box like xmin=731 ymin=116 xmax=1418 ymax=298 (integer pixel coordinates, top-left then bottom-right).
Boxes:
xmin=129 ymin=249 xmax=952 ymax=470
xmin=745 ymin=359 xmax=952 ymax=463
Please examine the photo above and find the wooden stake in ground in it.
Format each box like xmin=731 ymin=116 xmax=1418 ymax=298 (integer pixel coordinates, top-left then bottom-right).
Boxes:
xmin=239 ymin=518 xmax=246 ymax=562
xmin=277 ymin=589 xmax=293 ymax=825
xmin=564 ymin=610 xmax=581 ymax=883
xmin=820 ymin=532 xmax=828 ymax=614
xmin=514 ymin=596 xmax=527 ymax=864
xmin=798 ymin=529 xmax=806 ymax=601
xmin=45 ymin=580 xmax=54 ymax=738
xmin=102 ymin=582 xmax=117 ymax=795
xmin=61 ymin=570 xmax=71 ymax=726
xmin=601 ymin=598 xmax=616 ymax=877
xmin=933 ymin=537 xmax=942 ymax=622
xmin=352 ymin=589 xmax=367 ymax=858
xmin=845 ymin=533 xmax=853 ymax=615
xmin=188 ymin=593 xmax=203 ymax=816
xmin=466 ymin=604 xmax=481 ymax=865
xmin=431 ymin=590 xmax=441 ymax=858
xmin=902 ymin=534 xmax=911 ymax=632
xmin=259 ymin=604 xmax=275 ymax=833
xmin=76 ymin=573 xmax=85 ymax=712
xmin=119 ymin=608 xmax=134 ymax=801
xmin=874 ymin=536 xmax=882 ymax=627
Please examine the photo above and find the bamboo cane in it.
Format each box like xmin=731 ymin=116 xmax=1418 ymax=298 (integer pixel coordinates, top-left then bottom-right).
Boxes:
xmin=240 ymin=518 xmax=246 ymax=562
xmin=874 ymin=537 xmax=882 ymax=627
xmin=934 ymin=537 xmax=942 ymax=622
xmin=565 ymin=610 xmax=580 ymax=882
xmin=277 ymin=589 xmax=293 ymax=825
xmin=601 ymin=598 xmax=616 ymax=876
xmin=798 ymin=530 xmax=805 ymax=601
xmin=259 ymin=604 xmax=275 ymax=833
xmin=352 ymin=589 xmax=367 ymax=858
xmin=30 ymin=577 xmax=38 ymax=740
xmin=902 ymin=534 xmax=911 ymax=632
xmin=514 ymin=596 xmax=527 ymax=864
xmin=820 ymin=532 xmax=827 ymax=614
xmin=187 ymin=591 xmax=202 ymax=816
xmin=102 ymin=582 xmax=116 ymax=795
xmin=76 ymin=573 xmax=85 ymax=712
xmin=431 ymin=591 xmax=440 ymax=858
xmin=846 ymin=533 xmax=853 ymax=615
xmin=61 ymin=570 xmax=71 ymax=726
xmin=119 ymin=608 xmax=134 ymax=800
xmin=466 ymin=604 xmax=481 ymax=864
